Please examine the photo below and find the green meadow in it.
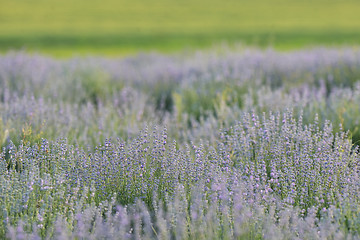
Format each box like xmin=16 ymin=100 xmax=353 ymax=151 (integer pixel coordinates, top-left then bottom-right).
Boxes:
xmin=1 ymin=0 xmax=360 ymax=56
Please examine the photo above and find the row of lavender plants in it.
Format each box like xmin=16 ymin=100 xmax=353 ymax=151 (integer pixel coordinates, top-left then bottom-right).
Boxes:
xmin=1 ymin=47 xmax=360 ymax=239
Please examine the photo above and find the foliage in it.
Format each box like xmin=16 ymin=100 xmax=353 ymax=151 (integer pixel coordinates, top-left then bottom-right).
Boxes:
xmin=1 ymin=48 xmax=360 ymax=238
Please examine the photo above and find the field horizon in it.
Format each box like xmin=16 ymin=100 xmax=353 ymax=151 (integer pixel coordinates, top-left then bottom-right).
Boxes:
xmin=1 ymin=0 xmax=360 ymax=56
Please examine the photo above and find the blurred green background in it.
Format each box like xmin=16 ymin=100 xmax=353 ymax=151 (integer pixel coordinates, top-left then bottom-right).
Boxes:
xmin=1 ymin=0 xmax=360 ymax=57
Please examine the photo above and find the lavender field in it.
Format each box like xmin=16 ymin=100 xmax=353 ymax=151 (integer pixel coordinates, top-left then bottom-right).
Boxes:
xmin=1 ymin=47 xmax=360 ymax=239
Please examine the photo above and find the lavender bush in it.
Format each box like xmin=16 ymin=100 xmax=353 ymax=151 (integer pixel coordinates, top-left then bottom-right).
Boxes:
xmin=1 ymin=47 xmax=360 ymax=239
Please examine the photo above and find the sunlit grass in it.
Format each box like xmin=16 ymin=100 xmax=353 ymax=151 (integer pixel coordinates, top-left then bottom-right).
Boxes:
xmin=1 ymin=0 xmax=360 ymax=56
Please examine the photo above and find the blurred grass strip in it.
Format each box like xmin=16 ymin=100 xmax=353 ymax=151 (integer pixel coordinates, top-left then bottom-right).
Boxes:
xmin=2 ymin=31 xmax=360 ymax=57
xmin=1 ymin=0 xmax=360 ymax=56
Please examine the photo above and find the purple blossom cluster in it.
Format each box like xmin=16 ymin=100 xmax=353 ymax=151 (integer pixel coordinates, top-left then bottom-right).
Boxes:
xmin=1 ymin=112 xmax=360 ymax=239
xmin=1 ymin=48 xmax=360 ymax=148
xmin=1 ymin=48 xmax=360 ymax=239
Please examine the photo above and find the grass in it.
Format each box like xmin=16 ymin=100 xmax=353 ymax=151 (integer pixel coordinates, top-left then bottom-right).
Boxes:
xmin=1 ymin=0 xmax=360 ymax=56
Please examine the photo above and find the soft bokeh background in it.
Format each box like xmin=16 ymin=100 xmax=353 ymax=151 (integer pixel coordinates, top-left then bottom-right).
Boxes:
xmin=1 ymin=0 xmax=360 ymax=56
